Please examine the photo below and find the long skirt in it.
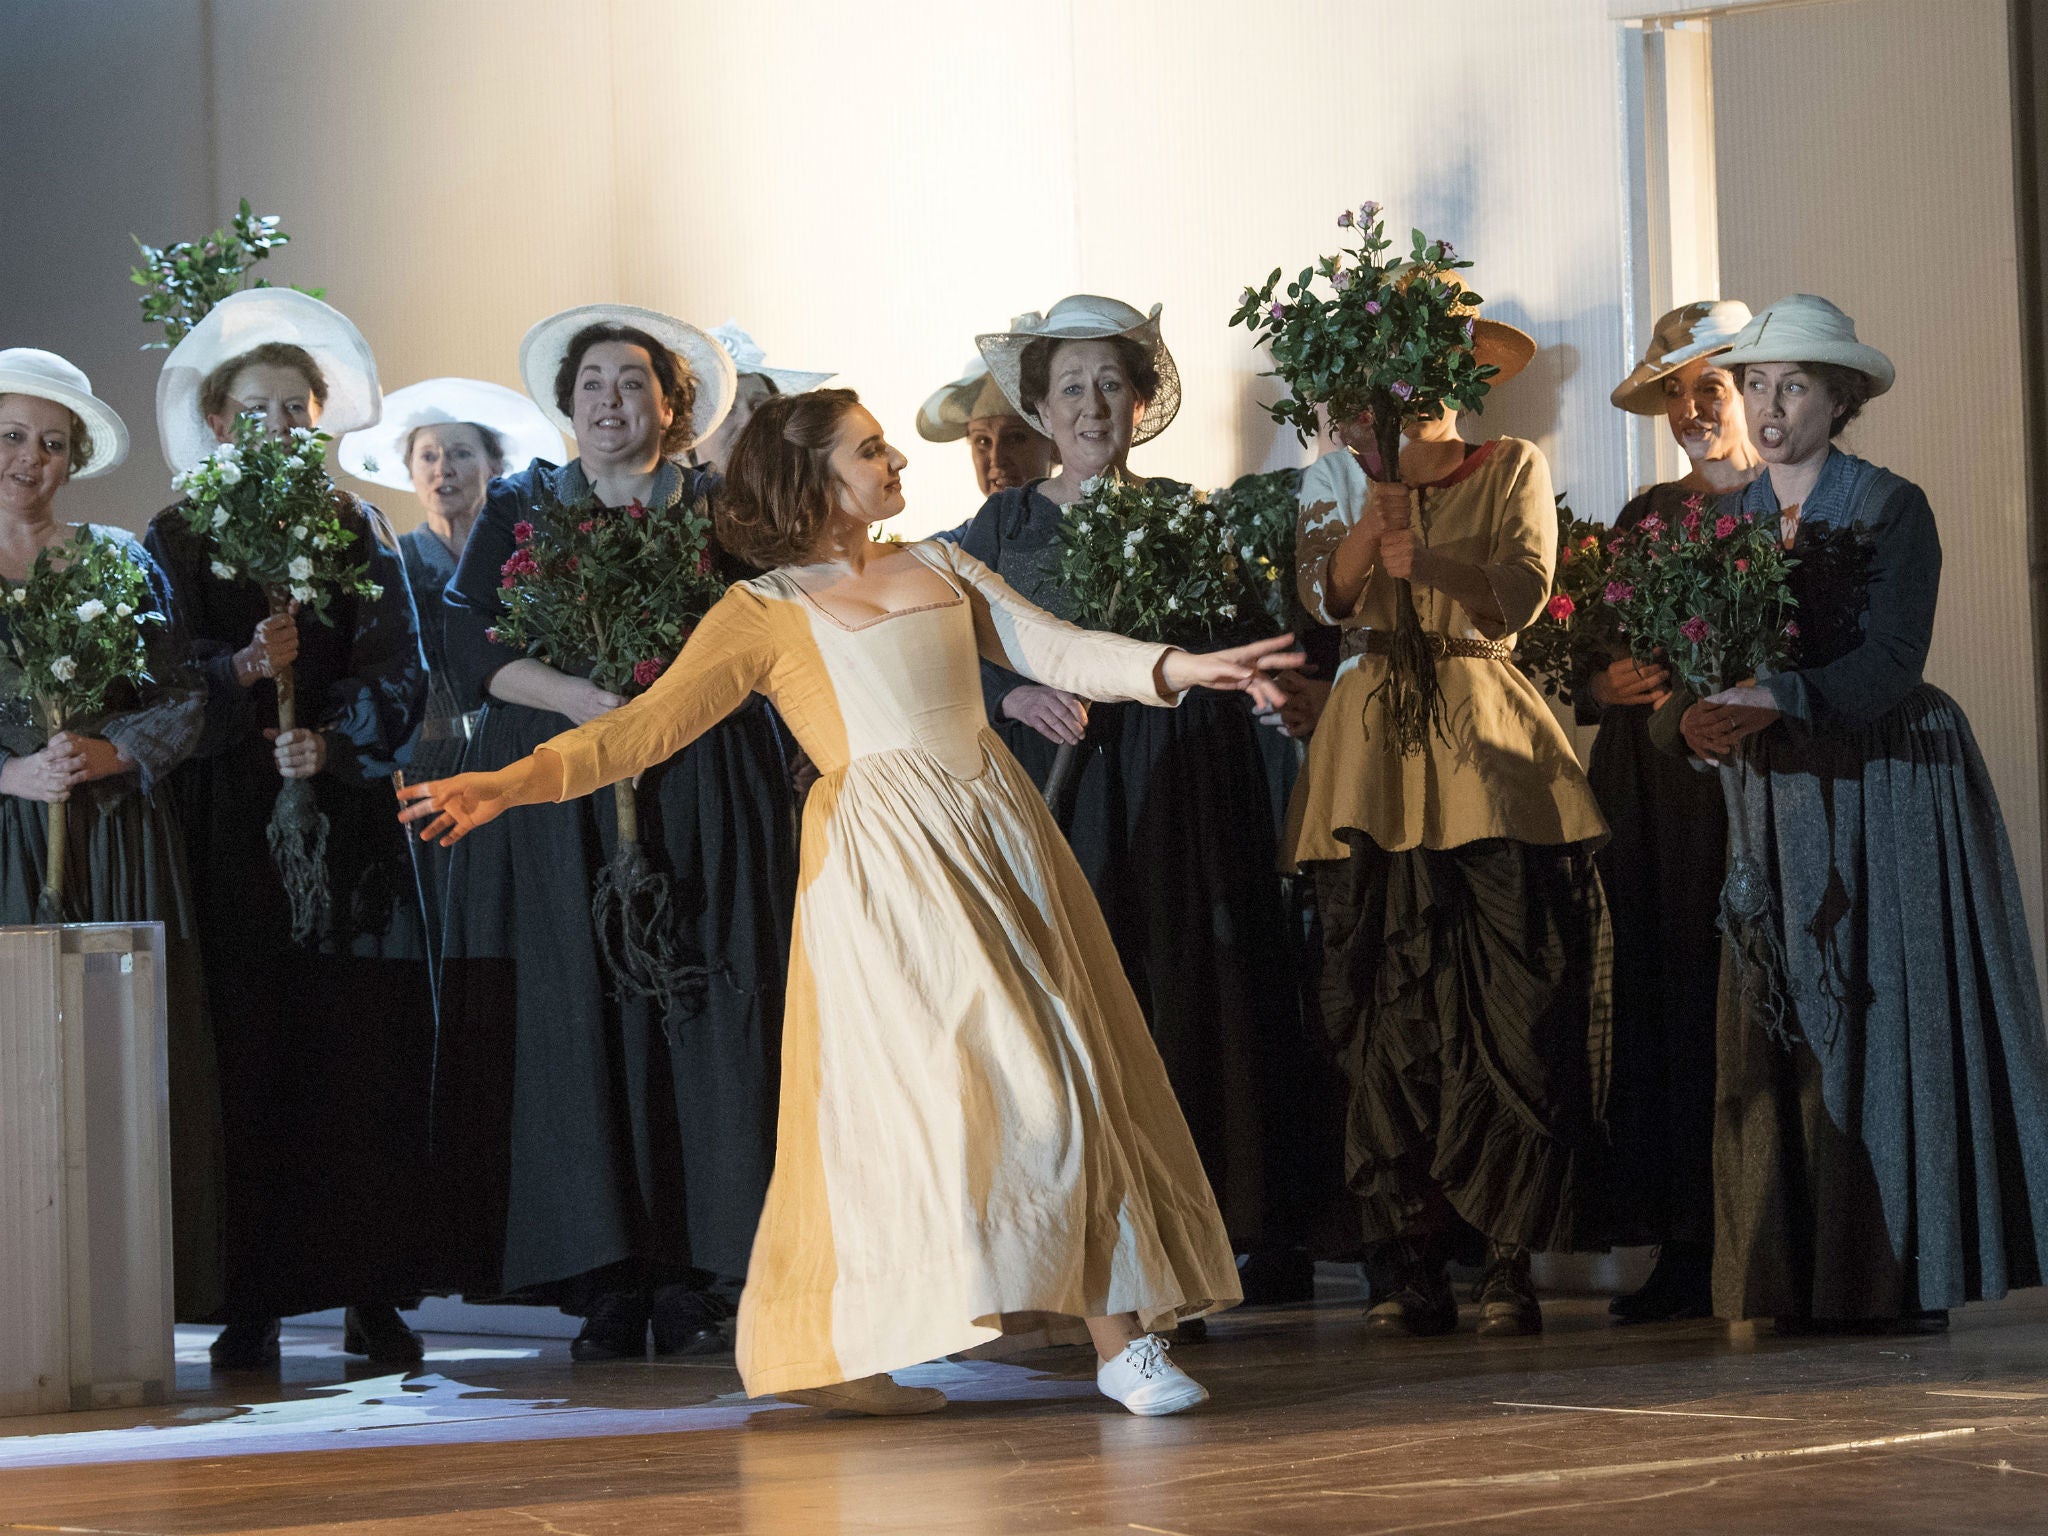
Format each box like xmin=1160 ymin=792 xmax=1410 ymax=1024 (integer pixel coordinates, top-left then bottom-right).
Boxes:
xmin=170 ymin=741 xmax=436 ymax=1321
xmin=0 ymin=777 xmax=226 ymax=1322
xmin=1309 ymin=835 xmax=1612 ymax=1251
xmin=1715 ymin=685 xmax=2048 ymax=1320
xmin=997 ymin=687 xmax=1334 ymax=1252
xmin=1586 ymin=700 xmax=1726 ymax=1247
xmin=434 ymin=693 xmax=795 ymax=1309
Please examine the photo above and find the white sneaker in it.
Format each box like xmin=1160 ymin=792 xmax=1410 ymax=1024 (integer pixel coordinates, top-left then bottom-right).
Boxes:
xmin=779 ymin=1373 xmax=948 ymax=1416
xmin=1096 ymin=1335 xmax=1209 ymax=1417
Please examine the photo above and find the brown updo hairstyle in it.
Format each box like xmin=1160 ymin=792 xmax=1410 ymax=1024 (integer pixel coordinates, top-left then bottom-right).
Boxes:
xmin=552 ymin=323 xmax=698 ymax=457
xmin=715 ymin=387 xmax=862 ymax=569
xmin=199 ymin=342 xmax=330 ymax=422
xmin=1734 ymin=360 xmax=1876 ymax=439
xmin=1018 ymin=334 xmax=1159 ymax=419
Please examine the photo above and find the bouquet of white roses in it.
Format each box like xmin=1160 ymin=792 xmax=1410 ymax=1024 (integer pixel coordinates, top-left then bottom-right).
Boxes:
xmin=175 ymin=414 xmax=382 ymax=941
xmin=1210 ymin=468 xmax=1304 ymax=631
xmin=0 ymin=528 xmax=165 ymax=917
xmin=1053 ymin=475 xmax=1253 ymax=644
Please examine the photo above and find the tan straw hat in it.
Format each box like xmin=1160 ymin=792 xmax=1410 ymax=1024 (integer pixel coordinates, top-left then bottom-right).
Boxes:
xmin=337 ymin=377 xmax=566 ymax=490
xmin=155 ymin=288 xmax=381 ymax=472
xmin=1610 ymin=299 xmax=1754 ymax=414
xmin=1718 ymin=294 xmax=1894 ymax=395
xmin=518 ymin=303 xmax=737 ymax=448
xmin=0 ymin=348 xmax=130 ymax=478
xmin=976 ymin=296 xmax=1181 ymax=445
xmin=916 ymin=358 xmax=1027 ymax=442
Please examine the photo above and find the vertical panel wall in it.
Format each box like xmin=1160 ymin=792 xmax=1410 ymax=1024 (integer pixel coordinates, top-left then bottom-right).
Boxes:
xmin=1712 ymin=0 xmax=2045 ymax=970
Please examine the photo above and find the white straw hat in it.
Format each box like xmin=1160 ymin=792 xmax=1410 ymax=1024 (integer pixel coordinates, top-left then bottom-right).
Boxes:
xmin=1610 ymin=299 xmax=1754 ymax=414
xmin=0 ymin=349 xmax=130 ymax=479
xmin=1717 ymin=294 xmax=1895 ymax=396
xmin=155 ymin=288 xmax=381 ymax=472
xmin=337 ymin=378 xmax=566 ymax=490
xmin=916 ymin=357 xmax=1029 ymax=442
xmin=708 ymin=321 xmax=834 ymax=395
xmin=976 ymin=296 xmax=1181 ymax=445
xmin=518 ymin=303 xmax=736 ymax=449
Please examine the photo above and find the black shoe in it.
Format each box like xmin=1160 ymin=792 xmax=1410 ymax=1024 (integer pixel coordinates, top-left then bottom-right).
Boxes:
xmin=343 ymin=1304 xmax=425 ymax=1364
xmin=1237 ymin=1247 xmax=1317 ymax=1306
xmin=209 ymin=1318 xmax=281 ymax=1371
xmin=1475 ymin=1243 xmax=1542 ymax=1337
xmin=1610 ymin=1242 xmax=1713 ymax=1324
xmin=571 ymin=1291 xmax=650 ymax=1362
xmin=1364 ymin=1242 xmax=1459 ymax=1337
xmin=650 ymin=1287 xmax=732 ymax=1356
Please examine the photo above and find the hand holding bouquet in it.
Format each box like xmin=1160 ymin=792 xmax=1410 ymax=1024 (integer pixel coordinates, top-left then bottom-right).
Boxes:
xmin=1234 ymin=203 xmax=1500 ymax=753
xmin=0 ymin=528 xmax=165 ymax=917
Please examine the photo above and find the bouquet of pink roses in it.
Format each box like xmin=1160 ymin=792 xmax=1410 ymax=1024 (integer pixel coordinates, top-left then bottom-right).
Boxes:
xmin=1513 ymin=494 xmax=1620 ymax=706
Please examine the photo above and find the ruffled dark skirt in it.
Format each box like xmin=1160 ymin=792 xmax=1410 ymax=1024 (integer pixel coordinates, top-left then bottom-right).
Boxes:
xmin=996 ymin=688 xmax=1347 ymax=1252
xmin=0 ymin=779 xmax=226 ymax=1322
xmin=1586 ymin=702 xmax=1726 ymax=1246
xmin=1309 ymin=835 xmax=1612 ymax=1251
xmin=433 ymin=695 xmax=795 ymax=1309
xmin=1716 ymin=684 xmax=2048 ymax=1320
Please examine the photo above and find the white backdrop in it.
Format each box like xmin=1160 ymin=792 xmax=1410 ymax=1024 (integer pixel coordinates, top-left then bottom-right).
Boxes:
xmin=1 ymin=0 xmax=1635 ymax=538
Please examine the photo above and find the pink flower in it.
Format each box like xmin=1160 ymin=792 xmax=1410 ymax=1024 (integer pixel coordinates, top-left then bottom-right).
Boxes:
xmin=626 ymin=501 xmax=647 ymax=520
xmin=1735 ymin=558 xmax=1750 ymax=573
xmin=695 ymin=548 xmax=713 ymax=577
xmin=1715 ymin=514 xmax=1738 ymax=540
xmin=1682 ymin=506 xmax=1702 ymax=536
xmin=1332 ymin=269 xmax=1352 ymax=292
xmin=1359 ymin=200 xmax=1382 ymax=221
xmin=1390 ymin=380 xmax=1415 ymax=401
xmin=1337 ymin=209 xmax=1354 ymax=228
xmin=499 ymin=548 xmax=539 ymax=580
xmin=1545 ymin=593 xmax=1576 ymax=622
xmin=1268 ymin=302 xmax=1285 ymax=322
xmin=1680 ymin=615 xmax=1711 ymax=644
xmin=1784 ymin=621 xmax=1800 ymax=638
xmin=566 ymin=555 xmax=579 ymax=572
xmin=1363 ymin=299 xmax=1383 ymax=316
xmin=1603 ymin=580 xmax=1634 ymax=604
xmin=632 ymin=658 xmax=665 ymax=688
xmin=1638 ymin=514 xmax=1665 ymax=538
xmin=1439 ymin=239 xmax=1457 ymax=260
xmin=499 ymin=574 xmax=515 ymax=590
xmin=1463 ymin=318 xmax=1475 ymax=343
xmin=577 ymin=519 xmax=597 ymax=534
xmin=512 ymin=520 xmax=535 ymax=544
xmin=484 ymin=626 xmax=499 ymax=644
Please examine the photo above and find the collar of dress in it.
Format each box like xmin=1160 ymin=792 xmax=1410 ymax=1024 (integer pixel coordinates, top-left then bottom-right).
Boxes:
xmin=552 ymin=456 xmax=698 ymax=514
xmin=1737 ymin=447 xmax=1883 ymax=529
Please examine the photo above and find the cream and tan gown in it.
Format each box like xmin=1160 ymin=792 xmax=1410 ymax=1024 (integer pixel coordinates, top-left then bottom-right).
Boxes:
xmin=535 ymin=539 xmax=1241 ymax=1394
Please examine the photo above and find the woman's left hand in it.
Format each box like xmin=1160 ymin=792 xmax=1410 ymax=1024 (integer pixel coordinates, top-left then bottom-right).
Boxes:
xmin=264 ymin=726 xmax=327 ymax=779
xmin=1160 ymin=634 xmax=1307 ymax=711
xmin=1686 ymin=685 xmax=1782 ymax=764
xmin=48 ymin=730 xmax=136 ymax=784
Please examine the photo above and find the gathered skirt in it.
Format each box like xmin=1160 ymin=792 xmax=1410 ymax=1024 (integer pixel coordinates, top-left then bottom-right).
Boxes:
xmin=1309 ymin=835 xmax=1612 ymax=1252
xmin=1716 ymin=685 xmax=2048 ymax=1319
xmin=737 ymin=730 xmax=1240 ymax=1395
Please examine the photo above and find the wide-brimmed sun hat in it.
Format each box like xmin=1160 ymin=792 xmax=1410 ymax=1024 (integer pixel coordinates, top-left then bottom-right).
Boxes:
xmin=1610 ymin=299 xmax=1754 ymax=414
xmin=708 ymin=321 xmax=834 ymax=395
xmin=155 ymin=288 xmax=381 ymax=473
xmin=1417 ymin=272 xmax=1537 ymax=387
xmin=976 ymin=296 xmax=1181 ymax=445
xmin=916 ymin=357 xmax=1031 ymax=442
xmin=336 ymin=378 xmax=566 ymax=490
xmin=519 ymin=303 xmax=736 ymax=448
xmin=1717 ymin=294 xmax=1895 ymax=395
xmin=0 ymin=349 xmax=130 ymax=478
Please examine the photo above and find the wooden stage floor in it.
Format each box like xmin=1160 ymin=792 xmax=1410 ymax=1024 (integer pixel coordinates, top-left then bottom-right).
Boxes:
xmin=5 ymin=1289 xmax=2048 ymax=1535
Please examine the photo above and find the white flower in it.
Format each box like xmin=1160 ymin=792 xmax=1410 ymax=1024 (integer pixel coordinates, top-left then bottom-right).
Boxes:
xmin=284 ymin=456 xmax=306 ymax=471
xmin=1220 ymin=603 xmax=1237 ymax=619
xmin=212 ymin=508 xmax=230 ymax=529
xmin=1165 ymin=595 xmax=1180 ymax=612
xmin=314 ymin=534 xmax=331 ymax=550
xmin=1126 ymin=527 xmax=1146 ymax=547
xmin=1074 ymin=519 xmax=1091 ymax=535
xmin=290 ymin=427 xmax=314 ymax=442
xmin=7 ymin=588 xmax=26 ymax=604
xmin=212 ymin=442 xmax=241 ymax=464
xmin=48 ymin=655 xmax=77 ymax=683
xmin=171 ymin=470 xmax=191 ymax=492
xmin=290 ymin=583 xmax=316 ymax=604
xmin=1241 ymin=546 xmax=1256 ymax=561
xmin=115 ymin=602 xmax=134 ymax=618
xmin=291 ymin=524 xmax=309 ymax=541
xmin=365 ymin=582 xmax=384 ymax=600
xmin=215 ymin=460 xmax=242 ymax=487
xmin=287 ymin=555 xmax=313 ymax=581
xmin=74 ymin=598 xmax=107 ymax=622
xmin=210 ymin=559 xmax=236 ymax=580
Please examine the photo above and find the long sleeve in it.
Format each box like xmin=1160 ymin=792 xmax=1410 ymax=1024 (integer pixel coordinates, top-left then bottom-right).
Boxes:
xmin=315 ymin=503 xmax=428 ymax=784
xmin=1471 ymin=441 xmax=1555 ymax=641
xmin=443 ymin=474 xmax=530 ymax=712
xmin=1296 ymin=449 xmax=1366 ymax=627
xmin=934 ymin=542 xmax=1175 ymax=707
xmin=95 ymin=533 xmax=204 ymax=792
xmin=958 ymin=489 xmax=1031 ymax=720
xmin=1765 ymin=477 xmax=1940 ymax=730
xmin=538 ymin=584 xmax=771 ymax=800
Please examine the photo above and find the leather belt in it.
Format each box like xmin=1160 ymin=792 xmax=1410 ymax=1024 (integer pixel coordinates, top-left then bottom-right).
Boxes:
xmin=1342 ymin=629 xmax=1512 ymax=664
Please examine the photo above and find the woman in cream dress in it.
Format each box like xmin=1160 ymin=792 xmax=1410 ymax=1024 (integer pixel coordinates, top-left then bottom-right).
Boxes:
xmin=402 ymin=389 xmax=1293 ymax=1417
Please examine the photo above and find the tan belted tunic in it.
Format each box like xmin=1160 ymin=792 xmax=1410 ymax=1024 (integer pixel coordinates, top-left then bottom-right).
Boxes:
xmin=1285 ymin=437 xmax=1607 ymax=864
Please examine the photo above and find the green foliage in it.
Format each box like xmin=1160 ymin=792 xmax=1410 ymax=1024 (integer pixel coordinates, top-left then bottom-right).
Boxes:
xmin=1231 ymin=203 xmax=1498 ymax=454
xmin=130 ymin=199 xmax=323 ymax=349
xmin=1210 ymin=468 xmax=1303 ymax=630
xmin=174 ymin=416 xmax=378 ymax=620
xmin=1514 ymin=494 xmax=1622 ymax=705
xmin=1606 ymin=493 xmax=1798 ymax=695
xmin=1052 ymin=476 xmax=1256 ymax=645
xmin=488 ymin=488 xmax=727 ymax=697
xmin=0 ymin=528 xmax=163 ymax=727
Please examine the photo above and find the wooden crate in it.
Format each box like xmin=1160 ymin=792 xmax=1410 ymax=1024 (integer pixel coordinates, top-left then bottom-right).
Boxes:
xmin=0 ymin=924 xmax=174 ymax=1416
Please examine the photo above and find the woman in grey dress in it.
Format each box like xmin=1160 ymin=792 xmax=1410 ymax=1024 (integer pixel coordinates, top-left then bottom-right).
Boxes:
xmin=1683 ymin=294 xmax=2048 ymax=1329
